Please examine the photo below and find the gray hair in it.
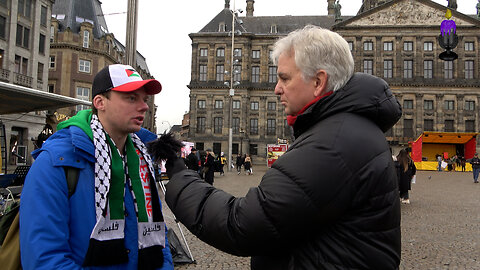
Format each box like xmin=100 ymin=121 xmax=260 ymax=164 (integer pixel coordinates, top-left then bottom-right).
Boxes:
xmin=271 ymin=25 xmax=354 ymax=92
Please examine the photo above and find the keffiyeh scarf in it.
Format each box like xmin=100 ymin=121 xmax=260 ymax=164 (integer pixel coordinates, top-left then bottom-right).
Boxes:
xmin=83 ymin=114 xmax=165 ymax=269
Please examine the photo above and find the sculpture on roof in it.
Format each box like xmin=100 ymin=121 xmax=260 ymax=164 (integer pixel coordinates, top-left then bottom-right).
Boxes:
xmin=225 ymin=0 xmax=230 ymax=9
xmin=447 ymin=0 xmax=457 ymax=10
xmin=477 ymin=0 xmax=480 ymax=18
xmin=334 ymin=0 xmax=341 ymax=20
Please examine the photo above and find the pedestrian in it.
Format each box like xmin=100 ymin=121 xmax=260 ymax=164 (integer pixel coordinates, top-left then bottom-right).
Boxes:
xmin=395 ymin=149 xmax=417 ymax=204
xmin=244 ymin=154 xmax=252 ymax=175
xmin=157 ymin=25 xmax=401 ymax=269
xmin=219 ymin=152 xmax=226 ymax=176
xmin=19 ymin=64 xmax=173 ymax=269
xmin=203 ymin=148 xmax=215 ymax=185
xmin=235 ymin=153 xmax=243 ymax=175
xmin=451 ymin=155 xmax=457 ymax=171
xmin=469 ymin=153 xmax=480 ymax=183
xmin=461 ymin=156 xmax=466 ymax=172
xmin=185 ymin=147 xmax=199 ymax=172
xmin=437 ymin=154 xmax=443 ymax=171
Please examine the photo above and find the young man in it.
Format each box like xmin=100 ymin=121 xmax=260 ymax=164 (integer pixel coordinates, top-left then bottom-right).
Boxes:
xmin=20 ymin=64 xmax=173 ymax=269
xmin=162 ymin=25 xmax=402 ymax=269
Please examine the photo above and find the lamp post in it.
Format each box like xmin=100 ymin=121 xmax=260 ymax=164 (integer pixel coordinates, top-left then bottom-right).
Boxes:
xmin=226 ymin=2 xmax=242 ymax=172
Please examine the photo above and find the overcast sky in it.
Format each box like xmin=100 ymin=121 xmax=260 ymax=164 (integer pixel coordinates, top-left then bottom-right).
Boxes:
xmin=100 ymin=0 xmax=479 ymax=133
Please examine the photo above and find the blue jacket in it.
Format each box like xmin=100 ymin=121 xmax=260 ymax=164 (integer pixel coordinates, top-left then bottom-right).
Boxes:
xmin=20 ymin=126 xmax=174 ymax=270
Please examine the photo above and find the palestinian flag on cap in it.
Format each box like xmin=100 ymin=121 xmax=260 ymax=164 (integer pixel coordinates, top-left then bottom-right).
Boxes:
xmin=125 ymin=68 xmax=141 ymax=78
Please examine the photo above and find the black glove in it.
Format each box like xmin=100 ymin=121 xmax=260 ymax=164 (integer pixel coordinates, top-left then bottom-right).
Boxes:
xmin=165 ymin=157 xmax=187 ymax=179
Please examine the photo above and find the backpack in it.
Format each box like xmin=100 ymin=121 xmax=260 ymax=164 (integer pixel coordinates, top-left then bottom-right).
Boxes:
xmin=0 ymin=167 xmax=79 ymax=270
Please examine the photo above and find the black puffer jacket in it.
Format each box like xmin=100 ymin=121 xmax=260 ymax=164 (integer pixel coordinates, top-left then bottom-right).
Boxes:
xmin=165 ymin=73 xmax=402 ymax=269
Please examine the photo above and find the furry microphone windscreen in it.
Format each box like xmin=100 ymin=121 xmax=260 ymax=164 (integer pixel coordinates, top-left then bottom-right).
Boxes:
xmin=147 ymin=132 xmax=184 ymax=162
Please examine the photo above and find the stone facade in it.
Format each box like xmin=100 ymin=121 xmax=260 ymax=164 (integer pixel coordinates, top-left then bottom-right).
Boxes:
xmin=0 ymin=0 xmax=55 ymax=172
xmin=187 ymin=0 xmax=480 ymax=162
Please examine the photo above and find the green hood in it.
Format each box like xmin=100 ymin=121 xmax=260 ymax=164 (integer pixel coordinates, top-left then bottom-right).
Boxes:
xmin=57 ymin=109 xmax=93 ymax=140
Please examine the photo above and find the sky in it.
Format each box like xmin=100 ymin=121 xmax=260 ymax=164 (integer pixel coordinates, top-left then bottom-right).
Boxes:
xmin=100 ymin=0 xmax=479 ymax=134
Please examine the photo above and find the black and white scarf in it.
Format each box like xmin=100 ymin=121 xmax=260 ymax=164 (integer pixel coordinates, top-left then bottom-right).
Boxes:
xmin=83 ymin=114 xmax=165 ymax=269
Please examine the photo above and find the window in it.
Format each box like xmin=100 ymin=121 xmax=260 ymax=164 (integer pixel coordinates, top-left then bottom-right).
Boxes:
xmin=16 ymin=24 xmax=30 ymax=48
xmin=465 ymin=120 xmax=475 ymax=132
xmin=49 ymin=56 xmax=56 ymax=69
xmin=403 ymin=41 xmax=413 ymax=51
xmin=444 ymin=120 xmax=454 ymax=132
xmin=270 ymin=24 xmax=277 ymax=33
xmin=444 ymin=100 xmax=454 ymax=110
xmin=403 ymin=60 xmax=413 ymax=78
xmin=424 ymin=100 xmax=434 ymax=110
xmin=199 ymin=65 xmax=207 ymax=81
xmin=424 ymin=119 xmax=434 ymax=131
xmin=465 ymin=42 xmax=474 ymax=51
xmin=15 ymin=55 xmax=28 ymax=75
xmin=250 ymin=101 xmax=259 ymax=111
xmin=252 ymin=50 xmax=260 ymax=59
xmin=363 ymin=41 xmax=373 ymax=51
xmin=383 ymin=60 xmax=393 ymax=78
xmin=218 ymin=22 xmax=226 ymax=32
xmin=50 ymin=26 xmax=55 ymax=42
xmin=403 ymin=99 xmax=413 ymax=109
xmin=268 ymin=66 xmax=277 ymax=83
xmin=251 ymin=66 xmax=260 ymax=83
xmin=232 ymin=117 xmax=240 ymax=134
xmin=267 ymin=102 xmax=276 ymax=111
xmin=213 ymin=117 xmax=223 ymax=134
xmin=9 ymin=127 xmax=26 ymax=165
xmin=0 ymin=15 xmax=6 ymax=39
xmin=197 ymin=100 xmax=206 ymax=109
xmin=424 ymin=60 xmax=433 ymax=79
xmin=216 ymin=48 xmax=225 ymax=57
xmin=79 ymin=59 xmax=91 ymax=73
xmin=213 ymin=143 xmax=221 ymax=155
xmin=48 ymin=84 xmax=54 ymax=93
xmin=465 ymin=60 xmax=474 ymax=79
xmin=39 ymin=34 xmax=46 ymax=54
xmin=234 ymin=48 xmax=242 ymax=57
xmin=18 ymin=0 xmax=32 ymax=18
xmin=444 ymin=61 xmax=453 ymax=79
xmin=196 ymin=117 xmax=206 ymax=133
xmin=76 ymin=87 xmax=90 ymax=111
xmin=0 ymin=0 xmax=6 ymax=7
xmin=465 ymin=100 xmax=475 ymax=111
xmin=200 ymin=48 xmax=208 ymax=57
xmin=348 ymin=41 xmax=353 ymax=51
xmin=37 ymin=63 xmax=44 ymax=81
xmin=233 ymin=65 xmax=241 ymax=82
xmin=250 ymin=118 xmax=258 ymax=135
xmin=403 ymin=119 xmax=413 ymax=138
xmin=383 ymin=42 xmax=393 ymax=51
xmin=249 ymin=144 xmax=258 ymax=156
xmin=363 ymin=60 xmax=373 ymax=75
xmin=424 ymin=42 xmax=433 ymax=51
xmin=233 ymin=100 xmax=240 ymax=109
xmin=0 ymin=49 xmax=3 ymax=68
xmin=267 ymin=119 xmax=276 ymax=135
xmin=214 ymin=100 xmax=223 ymax=109
xmin=83 ymin=30 xmax=89 ymax=48
xmin=216 ymin=65 xmax=224 ymax=81
xmin=41 ymin=6 xmax=48 ymax=27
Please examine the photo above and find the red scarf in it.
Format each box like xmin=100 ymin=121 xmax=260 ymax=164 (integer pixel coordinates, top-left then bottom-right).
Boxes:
xmin=286 ymin=91 xmax=333 ymax=126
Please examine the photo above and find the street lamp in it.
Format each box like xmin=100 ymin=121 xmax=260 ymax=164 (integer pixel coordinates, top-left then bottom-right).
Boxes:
xmin=225 ymin=1 xmax=242 ymax=172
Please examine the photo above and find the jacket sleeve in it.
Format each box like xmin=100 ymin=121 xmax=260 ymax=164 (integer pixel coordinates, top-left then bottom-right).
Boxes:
xmin=20 ymin=151 xmax=83 ymax=270
xmin=165 ymin=147 xmax=356 ymax=257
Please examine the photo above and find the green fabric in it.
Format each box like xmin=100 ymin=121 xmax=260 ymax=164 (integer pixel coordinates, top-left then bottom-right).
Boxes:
xmin=57 ymin=109 xmax=93 ymax=140
xmin=105 ymin=135 xmax=126 ymax=220
xmin=125 ymin=138 xmax=148 ymax=222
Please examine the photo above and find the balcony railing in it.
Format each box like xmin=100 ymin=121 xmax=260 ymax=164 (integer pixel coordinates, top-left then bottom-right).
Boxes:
xmin=0 ymin=68 xmax=9 ymax=82
xmin=13 ymin=73 xmax=33 ymax=87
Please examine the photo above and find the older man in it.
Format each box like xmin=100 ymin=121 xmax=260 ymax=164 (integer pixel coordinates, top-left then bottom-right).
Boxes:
xmin=163 ymin=25 xmax=402 ymax=269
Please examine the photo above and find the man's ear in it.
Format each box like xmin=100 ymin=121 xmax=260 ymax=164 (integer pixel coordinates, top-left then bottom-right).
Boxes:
xmin=313 ymin=70 xmax=328 ymax=97
xmin=92 ymin=95 xmax=106 ymax=112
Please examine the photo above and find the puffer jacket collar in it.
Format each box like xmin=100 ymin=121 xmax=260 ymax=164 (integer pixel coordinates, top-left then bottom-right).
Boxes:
xmin=293 ymin=72 xmax=402 ymax=138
